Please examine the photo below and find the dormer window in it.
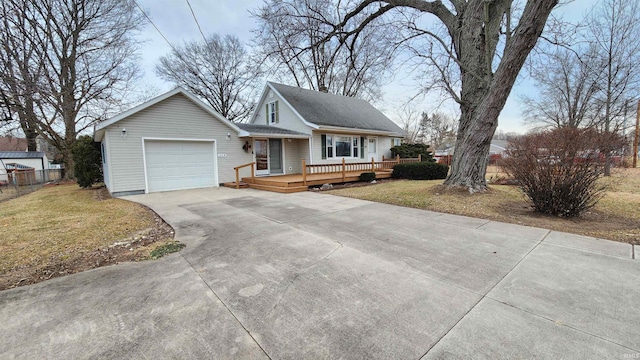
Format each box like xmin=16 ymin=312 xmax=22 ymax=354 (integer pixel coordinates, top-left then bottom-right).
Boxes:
xmin=266 ymin=101 xmax=279 ymax=124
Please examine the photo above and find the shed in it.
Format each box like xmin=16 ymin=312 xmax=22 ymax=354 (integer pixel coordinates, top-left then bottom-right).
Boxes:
xmin=0 ymin=151 xmax=48 ymax=183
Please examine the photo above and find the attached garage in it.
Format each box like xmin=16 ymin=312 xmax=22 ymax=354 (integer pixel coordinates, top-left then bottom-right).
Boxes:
xmin=143 ymin=139 xmax=217 ymax=193
xmin=93 ymin=88 xmax=253 ymax=197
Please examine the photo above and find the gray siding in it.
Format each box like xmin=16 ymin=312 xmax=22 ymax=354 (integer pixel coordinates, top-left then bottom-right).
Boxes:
xmin=104 ymin=93 xmax=252 ymax=194
xmin=253 ymin=89 xmax=313 ymax=134
xmin=283 ymin=139 xmax=308 ymax=174
xmin=311 ymin=132 xmax=395 ymax=164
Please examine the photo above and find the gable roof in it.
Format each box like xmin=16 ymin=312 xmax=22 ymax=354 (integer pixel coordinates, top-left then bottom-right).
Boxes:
xmin=93 ymin=87 xmax=248 ymax=141
xmin=0 ymin=137 xmax=28 ymax=151
xmin=265 ymin=82 xmax=405 ymax=136
xmin=0 ymin=151 xmax=45 ymax=159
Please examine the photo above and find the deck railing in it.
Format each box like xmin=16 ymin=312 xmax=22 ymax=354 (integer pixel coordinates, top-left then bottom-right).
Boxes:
xmin=233 ymin=162 xmax=255 ymax=188
xmin=301 ymin=155 xmax=421 ymax=185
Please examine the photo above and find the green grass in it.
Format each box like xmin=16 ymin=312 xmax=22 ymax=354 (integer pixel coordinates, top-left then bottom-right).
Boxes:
xmin=149 ymin=242 xmax=186 ymax=259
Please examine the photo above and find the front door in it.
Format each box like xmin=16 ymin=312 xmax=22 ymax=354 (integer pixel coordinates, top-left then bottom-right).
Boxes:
xmin=269 ymin=139 xmax=283 ymax=174
xmin=368 ymin=137 xmax=378 ymax=161
xmin=254 ymin=139 xmax=283 ymax=176
xmin=254 ymin=139 xmax=269 ymax=175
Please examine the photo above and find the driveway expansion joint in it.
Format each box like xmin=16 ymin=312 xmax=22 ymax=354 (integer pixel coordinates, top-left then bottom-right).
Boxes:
xmin=179 ymin=253 xmax=273 ymax=360
xmin=485 ymin=296 xmax=640 ymax=353
xmin=269 ymin=242 xmax=344 ymax=314
xmin=420 ymin=229 xmax=551 ymax=359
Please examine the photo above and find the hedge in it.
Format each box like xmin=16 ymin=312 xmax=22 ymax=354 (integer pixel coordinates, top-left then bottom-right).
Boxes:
xmin=359 ymin=172 xmax=376 ymax=182
xmin=392 ymin=162 xmax=449 ymax=180
xmin=390 ymin=143 xmax=435 ymax=161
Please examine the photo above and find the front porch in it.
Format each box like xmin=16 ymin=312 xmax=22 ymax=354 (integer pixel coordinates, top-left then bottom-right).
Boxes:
xmin=224 ymin=156 xmax=421 ymax=193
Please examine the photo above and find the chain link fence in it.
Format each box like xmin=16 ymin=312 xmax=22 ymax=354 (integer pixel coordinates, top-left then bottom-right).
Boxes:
xmin=0 ymin=168 xmax=64 ymax=202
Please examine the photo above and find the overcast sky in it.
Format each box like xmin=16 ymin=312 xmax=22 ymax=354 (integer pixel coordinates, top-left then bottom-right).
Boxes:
xmin=135 ymin=0 xmax=600 ymax=133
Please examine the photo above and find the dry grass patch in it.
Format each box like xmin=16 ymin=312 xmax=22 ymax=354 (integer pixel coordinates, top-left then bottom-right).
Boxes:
xmin=329 ymin=168 xmax=640 ymax=244
xmin=0 ymin=184 xmax=175 ymax=290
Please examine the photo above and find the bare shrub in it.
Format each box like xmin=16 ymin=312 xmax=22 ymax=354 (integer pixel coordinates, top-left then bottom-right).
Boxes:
xmin=502 ymin=128 xmax=624 ymax=217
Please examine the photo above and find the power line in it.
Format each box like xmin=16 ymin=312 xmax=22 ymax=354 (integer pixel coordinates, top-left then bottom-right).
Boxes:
xmin=185 ymin=0 xmax=207 ymax=42
xmin=132 ymin=0 xmax=176 ymax=50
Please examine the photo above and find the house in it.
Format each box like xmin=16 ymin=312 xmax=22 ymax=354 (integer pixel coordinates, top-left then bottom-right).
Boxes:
xmin=246 ymin=82 xmax=405 ymax=176
xmin=0 ymin=136 xmax=28 ymax=151
xmin=0 ymin=151 xmax=49 ymax=183
xmin=434 ymin=139 xmax=508 ymax=164
xmin=94 ymin=83 xmax=405 ymax=196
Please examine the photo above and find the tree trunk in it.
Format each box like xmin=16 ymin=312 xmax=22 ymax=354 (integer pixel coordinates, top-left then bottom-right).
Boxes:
xmin=444 ymin=0 xmax=558 ymax=190
xmin=444 ymin=111 xmax=496 ymax=191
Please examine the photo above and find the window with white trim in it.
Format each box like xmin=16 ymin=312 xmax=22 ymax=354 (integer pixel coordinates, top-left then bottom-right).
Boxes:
xmin=393 ymin=138 xmax=401 ymax=146
xmin=267 ymin=101 xmax=279 ymax=124
xmin=323 ymin=134 xmax=360 ymax=158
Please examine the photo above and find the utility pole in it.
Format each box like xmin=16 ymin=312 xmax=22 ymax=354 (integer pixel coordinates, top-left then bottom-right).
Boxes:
xmin=634 ymin=98 xmax=640 ymax=168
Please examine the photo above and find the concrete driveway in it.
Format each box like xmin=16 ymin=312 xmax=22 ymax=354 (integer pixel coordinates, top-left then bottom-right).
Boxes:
xmin=1 ymin=188 xmax=639 ymax=359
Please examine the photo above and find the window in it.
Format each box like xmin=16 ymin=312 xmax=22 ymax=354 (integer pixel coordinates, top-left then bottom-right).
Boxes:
xmin=101 ymin=143 xmax=106 ymax=164
xmin=266 ymin=101 xmax=279 ymax=124
xmin=335 ymin=136 xmax=351 ymax=157
xmin=393 ymin=138 xmax=401 ymax=146
xmin=322 ymin=134 xmax=362 ymax=159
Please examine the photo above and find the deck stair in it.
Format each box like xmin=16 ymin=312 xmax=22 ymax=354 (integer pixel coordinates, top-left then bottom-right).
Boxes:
xmin=222 ymin=181 xmax=250 ymax=189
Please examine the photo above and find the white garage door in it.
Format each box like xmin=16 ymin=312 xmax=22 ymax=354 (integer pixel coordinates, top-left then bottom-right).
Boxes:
xmin=144 ymin=140 xmax=217 ymax=193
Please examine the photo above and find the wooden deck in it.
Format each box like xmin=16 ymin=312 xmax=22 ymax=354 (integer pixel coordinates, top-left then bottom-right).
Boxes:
xmin=224 ymin=156 xmax=419 ymax=193
xmin=223 ymin=170 xmax=394 ymax=193
xmin=250 ymin=170 xmax=392 ymax=193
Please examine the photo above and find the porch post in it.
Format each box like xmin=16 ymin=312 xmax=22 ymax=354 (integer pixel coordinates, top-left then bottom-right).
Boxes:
xmin=251 ymin=163 xmax=255 ymax=184
xmin=342 ymin=158 xmax=346 ymax=182
xmin=371 ymin=157 xmax=375 ymax=172
xmin=235 ymin=167 xmax=240 ymax=189
xmin=418 ymin=154 xmax=422 ymax=162
xmin=396 ymin=154 xmax=400 ymax=164
xmin=302 ymin=159 xmax=307 ymax=186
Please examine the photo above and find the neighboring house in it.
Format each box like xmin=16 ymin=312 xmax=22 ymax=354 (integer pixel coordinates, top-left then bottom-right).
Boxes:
xmin=434 ymin=139 xmax=509 ymax=162
xmin=489 ymin=140 xmax=508 ymax=156
xmin=0 ymin=151 xmax=49 ymax=182
xmin=94 ymin=84 xmax=405 ymax=196
xmin=0 ymin=136 xmax=28 ymax=152
xmin=36 ymin=135 xmax=61 ymax=168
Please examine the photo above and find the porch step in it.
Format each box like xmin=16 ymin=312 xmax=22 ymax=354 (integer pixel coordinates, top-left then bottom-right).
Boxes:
xmin=247 ymin=183 xmax=308 ymax=193
xmin=222 ymin=181 xmax=250 ymax=189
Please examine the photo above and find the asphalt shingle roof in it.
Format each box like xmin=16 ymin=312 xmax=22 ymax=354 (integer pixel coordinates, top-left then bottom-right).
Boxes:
xmin=236 ymin=123 xmax=309 ymax=136
xmin=0 ymin=151 xmax=45 ymax=159
xmin=269 ymin=82 xmax=405 ymax=135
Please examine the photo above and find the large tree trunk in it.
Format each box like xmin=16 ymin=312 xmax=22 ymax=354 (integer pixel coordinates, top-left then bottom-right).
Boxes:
xmin=444 ymin=0 xmax=558 ymax=190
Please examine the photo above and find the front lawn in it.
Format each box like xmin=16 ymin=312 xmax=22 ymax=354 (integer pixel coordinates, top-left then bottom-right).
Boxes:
xmin=329 ymin=168 xmax=640 ymax=244
xmin=0 ymin=184 xmax=176 ymax=290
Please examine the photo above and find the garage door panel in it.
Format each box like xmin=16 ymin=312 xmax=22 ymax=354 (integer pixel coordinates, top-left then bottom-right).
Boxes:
xmin=144 ymin=140 xmax=217 ymax=193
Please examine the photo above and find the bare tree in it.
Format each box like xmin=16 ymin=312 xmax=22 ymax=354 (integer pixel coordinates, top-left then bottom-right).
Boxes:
xmin=589 ymin=0 xmax=640 ymax=175
xmin=156 ymin=34 xmax=260 ymax=122
xmin=0 ymin=0 xmax=45 ymax=151
xmin=521 ymin=45 xmax=604 ymax=129
xmin=397 ymin=103 xmax=421 ymax=143
xmin=0 ymin=0 xmax=145 ymax=178
xmin=419 ymin=112 xmax=457 ymax=150
xmin=252 ymin=0 xmax=396 ymax=101
xmin=308 ymin=0 xmax=558 ymax=190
